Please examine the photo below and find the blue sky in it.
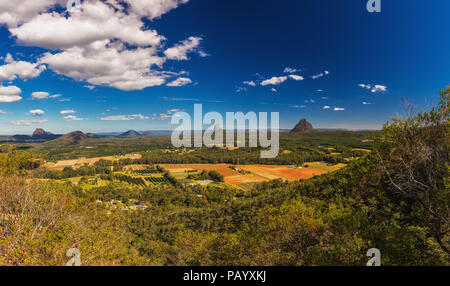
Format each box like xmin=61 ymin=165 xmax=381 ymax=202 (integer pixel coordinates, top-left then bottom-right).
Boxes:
xmin=0 ymin=0 xmax=449 ymax=135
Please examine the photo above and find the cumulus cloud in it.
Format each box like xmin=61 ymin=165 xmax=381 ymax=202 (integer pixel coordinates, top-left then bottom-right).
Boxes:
xmin=359 ymin=84 xmax=371 ymax=89
xmin=100 ymin=114 xmax=149 ymax=121
xmin=41 ymin=41 xmax=168 ymax=91
xmin=0 ymin=109 xmax=6 ymax=114
xmin=0 ymin=85 xmax=22 ymax=102
xmin=323 ymin=106 xmax=331 ymax=109
xmin=0 ymin=0 xmax=204 ymax=92
xmin=271 ymin=88 xmax=277 ymax=92
xmin=164 ymin=36 xmax=204 ymax=60
xmin=0 ymin=0 xmax=66 ymax=27
xmin=9 ymin=1 xmax=164 ymax=49
xmin=0 ymin=53 xmax=46 ymax=81
xmin=167 ymin=77 xmax=192 ymax=87
xmin=362 ymin=101 xmax=373 ymax=105
xmin=11 ymin=119 xmax=48 ymax=125
xmin=359 ymin=84 xmax=387 ymax=93
xmin=60 ymin=109 xmax=76 ymax=114
xmin=243 ymin=80 xmax=256 ymax=87
xmin=289 ymin=74 xmax=304 ymax=81
xmin=333 ymin=107 xmax=345 ymax=111
xmin=29 ymin=109 xmax=45 ymax=116
xmin=63 ymin=115 xmax=86 ymax=121
xmin=31 ymin=91 xmax=61 ymax=100
xmin=125 ymin=0 xmax=189 ymax=20
xmin=371 ymin=85 xmax=387 ymax=93
xmin=261 ymin=76 xmax=288 ymax=86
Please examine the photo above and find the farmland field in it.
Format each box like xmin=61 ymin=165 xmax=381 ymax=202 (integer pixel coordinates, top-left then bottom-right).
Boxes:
xmin=43 ymin=154 xmax=142 ymax=170
xmin=161 ymin=163 xmax=333 ymax=187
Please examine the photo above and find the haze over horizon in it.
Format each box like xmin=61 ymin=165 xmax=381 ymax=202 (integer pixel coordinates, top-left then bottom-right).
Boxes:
xmin=0 ymin=0 xmax=449 ymax=135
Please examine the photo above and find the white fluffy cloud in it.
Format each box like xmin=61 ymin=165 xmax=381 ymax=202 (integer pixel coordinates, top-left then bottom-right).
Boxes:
xmin=31 ymin=91 xmax=61 ymax=100
xmin=289 ymin=74 xmax=304 ymax=81
xmin=60 ymin=109 xmax=76 ymax=114
xmin=261 ymin=76 xmax=288 ymax=86
xmin=0 ymin=0 xmax=66 ymax=27
xmin=63 ymin=115 xmax=86 ymax=121
xmin=0 ymin=53 xmax=46 ymax=81
xmin=11 ymin=119 xmax=48 ymax=125
xmin=100 ymin=114 xmax=149 ymax=121
xmin=29 ymin=109 xmax=45 ymax=116
xmin=0 ymin=0 xmax=203 ymax=91
xmin=9 ymin=1 xmax=164 ymax=49
xmin=167 ymin=77 xmax=192 ymax=87
xmin=323 ymin=106 xmax=331 ymax=109
xmin=333 ymin=107 xmax=345 ymax=111
xmin=0 ymin=85 xmax=22 ymax=102
xmin=125 ymin=0 xmax=189 ymax=20
xmin=243 ymin=81 xmax=256 ymax=87
xmin=164 ymin=36 xmax=204 ymax=60
xmin=371 ymin=85 xmax=387 ymax=93
xmin=359 ymin=84 xmax=387 ymax=93
xmin=41 ymin=41 xmax=167 ymax=91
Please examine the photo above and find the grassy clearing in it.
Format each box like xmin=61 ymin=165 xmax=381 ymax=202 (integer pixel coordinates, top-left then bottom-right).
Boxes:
xmin=306 ymin=162 xmax=347 ymax=172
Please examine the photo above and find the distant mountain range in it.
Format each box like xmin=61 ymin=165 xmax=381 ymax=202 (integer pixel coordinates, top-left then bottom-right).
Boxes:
xmin=1 ymin=123 xmax=379 ymax=144
xmin=12 ymin=128 xmax=60 ymax=141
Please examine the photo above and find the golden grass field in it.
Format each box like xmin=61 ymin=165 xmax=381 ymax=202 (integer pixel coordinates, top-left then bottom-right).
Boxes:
xmin=43 ymin=154 xmax=142 ymax=170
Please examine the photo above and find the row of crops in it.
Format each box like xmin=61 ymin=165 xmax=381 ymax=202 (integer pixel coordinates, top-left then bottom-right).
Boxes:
xmin=134 ymin=168 xmax=161 ymax=175
xmin=145 ymin=176 xmax=169 ymax=185
xmin=114 ymin=173 xmax=170 ymax=186
xmin=115 ymin=174 xmax=146 ymax=186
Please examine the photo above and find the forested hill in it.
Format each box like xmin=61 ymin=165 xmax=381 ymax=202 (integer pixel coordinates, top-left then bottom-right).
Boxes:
xmin=0 ymin=87 xmax=448 ymax=266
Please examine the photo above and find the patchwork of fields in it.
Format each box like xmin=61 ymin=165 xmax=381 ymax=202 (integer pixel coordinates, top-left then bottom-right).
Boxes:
xmin=42 ymin=156 xmax=345 ymax=190
xmin=161 ymin=163 xmax=330 ymax=188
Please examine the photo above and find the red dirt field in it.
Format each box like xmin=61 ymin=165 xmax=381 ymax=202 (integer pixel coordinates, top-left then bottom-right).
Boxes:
xmin=235 ymin=165 xmax=326 ymax=181
xmin=224 ymin=174 xmax=268 ymax=185
xmin=161 ymin=164 xmax=327 ymax=185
